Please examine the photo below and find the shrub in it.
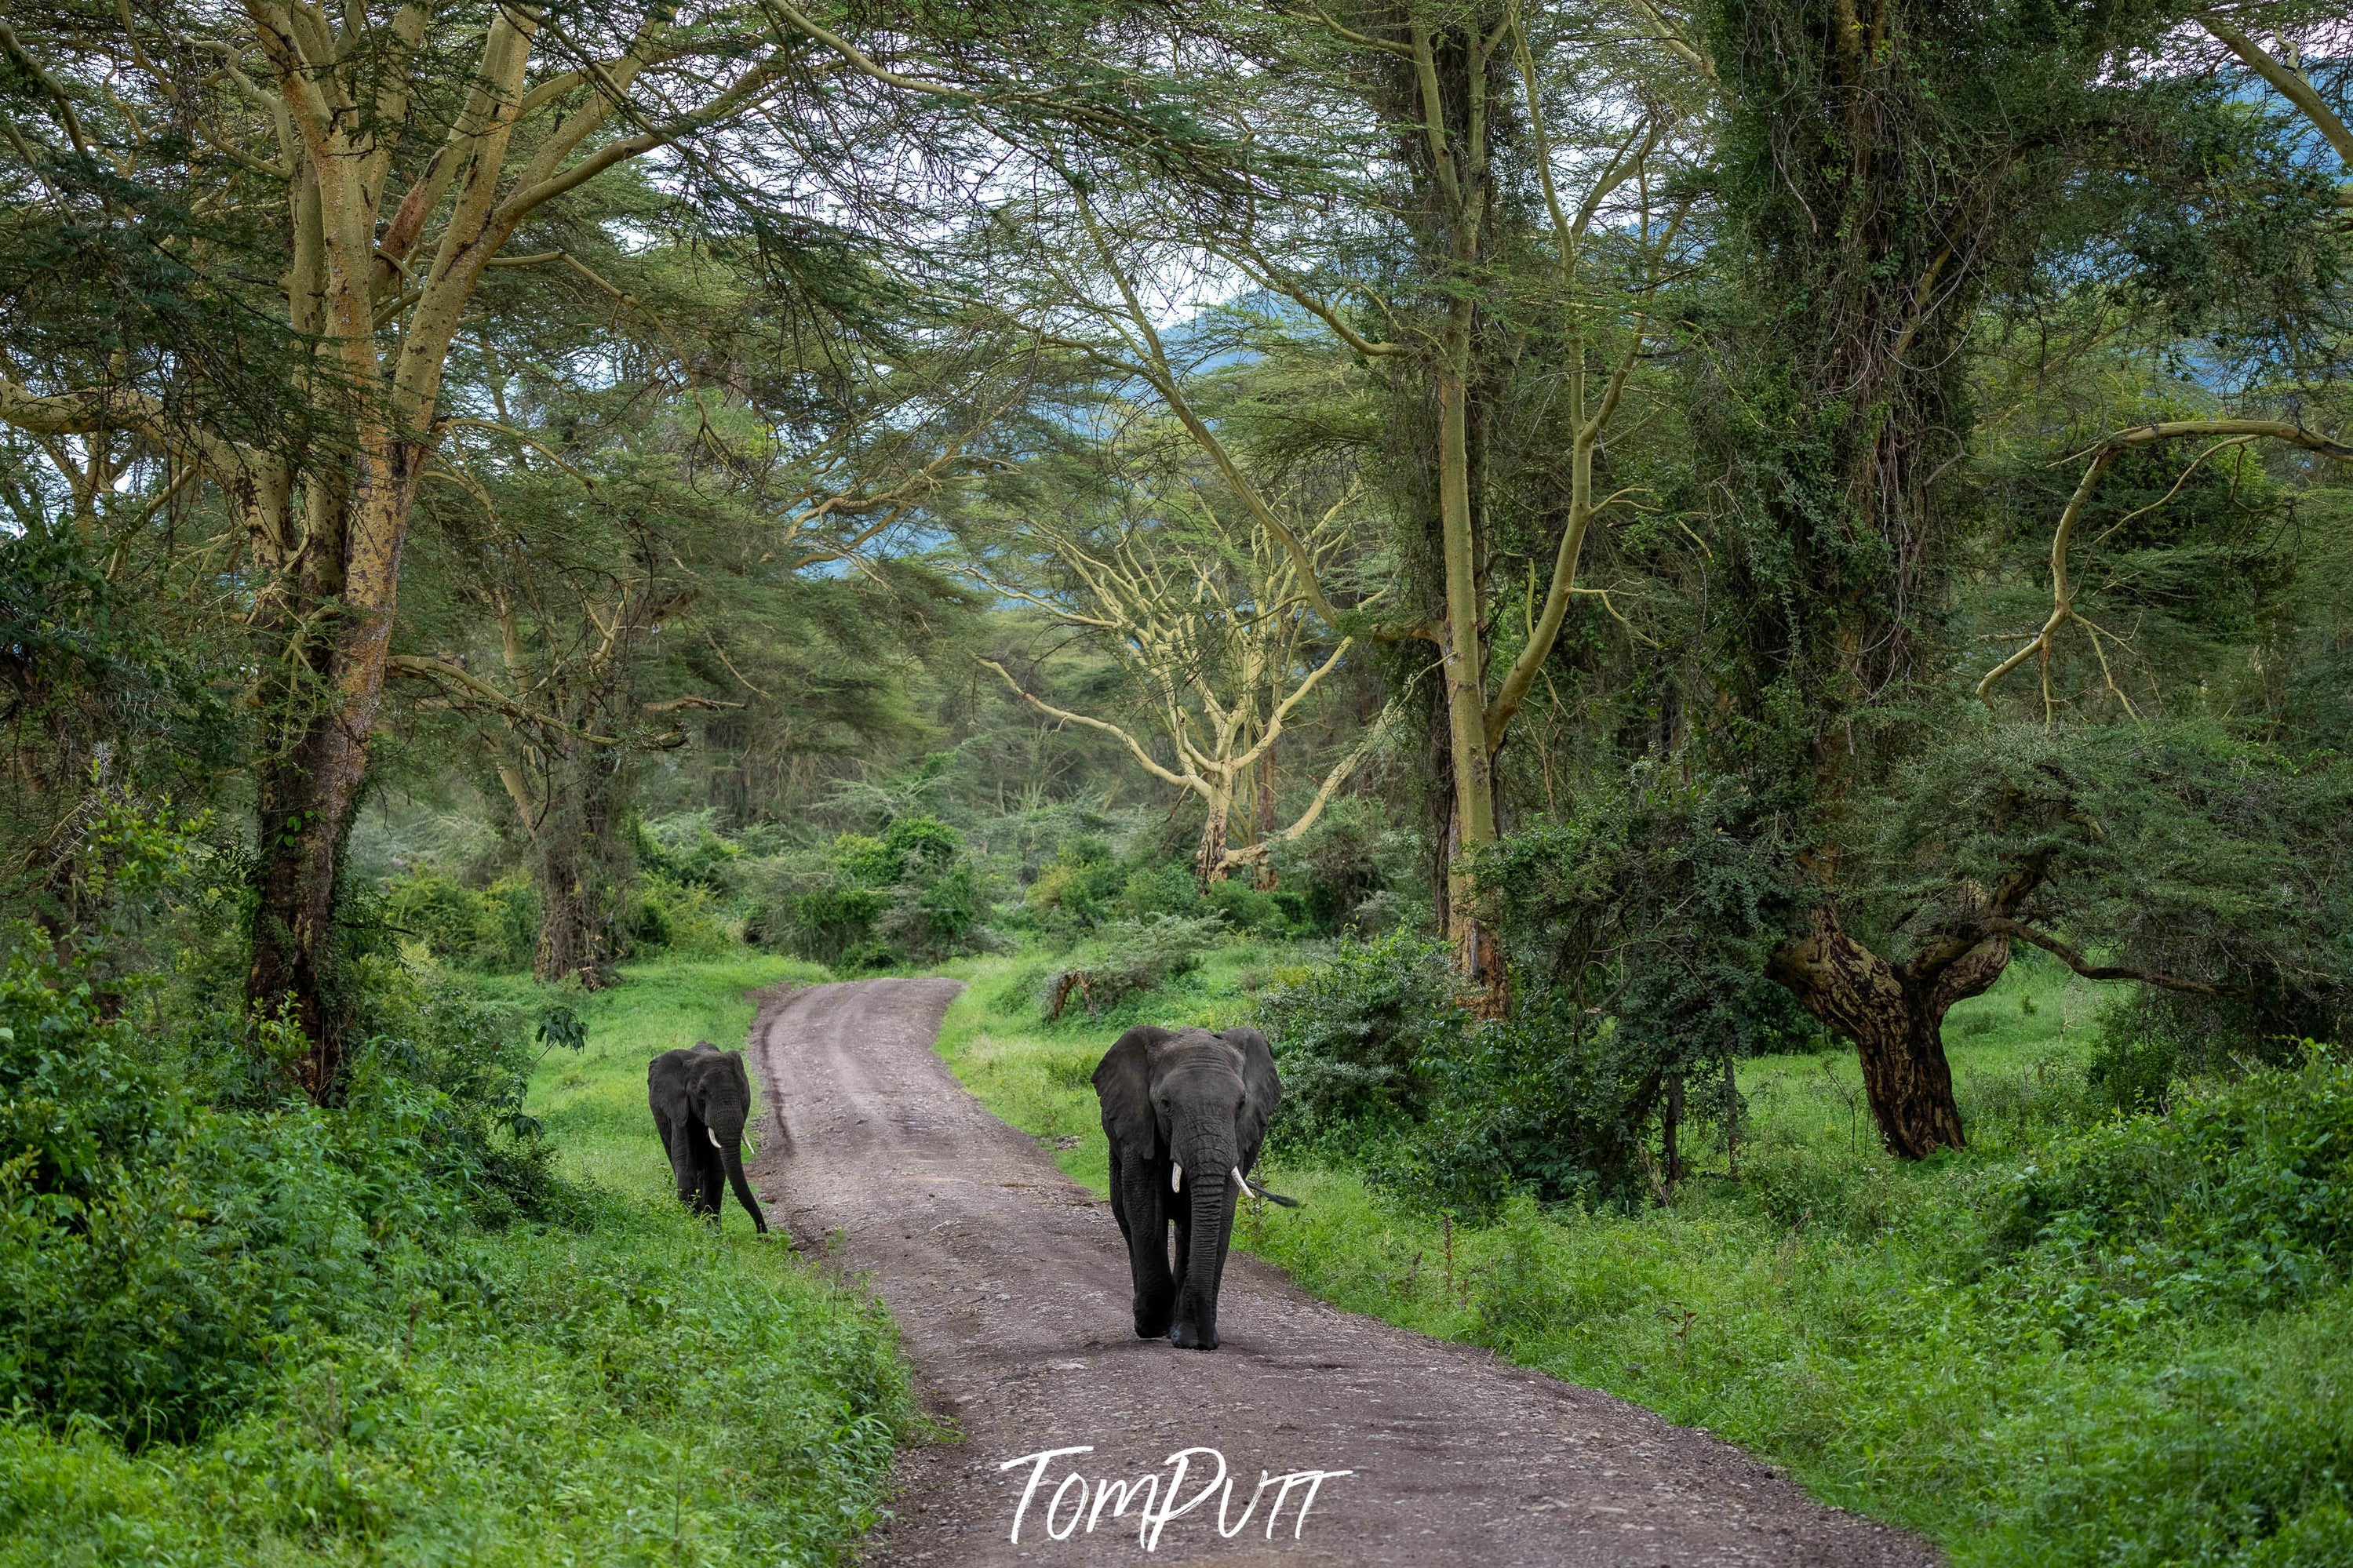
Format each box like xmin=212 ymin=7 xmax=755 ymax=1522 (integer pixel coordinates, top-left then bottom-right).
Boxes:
xmin=1993 ymin=1050 xmax=2353 ymax=1327
xmin=1023 ymin=835 xmax=1127 ymax=930
xmin=1269 ymin=796 xmax=1406 ymax=935
xmin=380 ymin=869 xmax=537 ymax=972
xmin=0 ymin=948 xmax=577 ymax=1445
xmin=1117 ymin=862 xmax=1201 ymax=921
xmin=1390 ymin=999 xmax=1672 ymax=1216
xmin=752 ymin=815 xmax=991 ymax=966
xmin=1257 ymin=930 xmax=1464 ymax=1151
xmin=628 ymin=871 xmax=740 ymax=959
xmin=1040 ymin=915 xmax=1220 ymax=1020
xmin=636 ymin=809 xmax=748 ymax=894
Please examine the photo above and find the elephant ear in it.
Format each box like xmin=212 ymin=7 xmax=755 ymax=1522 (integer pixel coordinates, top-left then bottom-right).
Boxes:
xmin=1093 ymin=1026 xmax=1169 ymax=1159
xmin=1220 ymin=1027 xmax=1281 ymax=1165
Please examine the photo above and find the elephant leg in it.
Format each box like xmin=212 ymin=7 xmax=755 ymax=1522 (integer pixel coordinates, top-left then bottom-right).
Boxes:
xmin=1109 ymin=1145 xmax=1174 ymax=1338
xmin=657 ymin=1110 xmax=701 ymax=1209
xmin=690 ymin=1118 xmax=724 ymax=1220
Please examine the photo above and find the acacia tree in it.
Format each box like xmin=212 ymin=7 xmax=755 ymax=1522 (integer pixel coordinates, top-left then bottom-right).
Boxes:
xmin=1686 ymin=0 xmax=2349 ymax=1156
xmin=967 ymin=420 xmax=1384 ymax=885
xmin=0 ymin=0 xmax=1244 ymax=1096
xmin=982 ymin=3 xmax=1699 ymax=1004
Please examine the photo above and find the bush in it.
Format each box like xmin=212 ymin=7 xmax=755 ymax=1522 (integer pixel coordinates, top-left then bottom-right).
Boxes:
xmin=752 ymin=815 xmax=991 ymax=967
xmin=1117 ymin=862 xmax=1200 ymax=921
xmin=1269 ymin=796 xmax=1408 ymax=935
xmin=380 ymin=869 xmax=537 ymax=972
xmin=2087 ymin=1009 xmax=2181 ymax=1115
xmin=1040 ymin=915 xmax=1220 ymax=1020
xmin=1257 ymin=931 xmax=1463 ymax=1152
xmin=0 ymin=1203 xmax=912 ymax=1566
xmin=636 ymin=809 xmax=749 ymax=894
xmin=1023 ymin=835 xmax=1128 ymax=931
xmin=1994 ymin=1050 xmax=2353 ymax=1329
xmin=0 ymin=948 xmax=576 ymax=1445
xmin=628 ymin=871 xmax=740 ymax=959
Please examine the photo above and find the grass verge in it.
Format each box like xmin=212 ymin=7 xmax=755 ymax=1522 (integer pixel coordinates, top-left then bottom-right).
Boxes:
xmin=931 ymin=942 xmax=2353 ymax=1568
xmin=1 ymin=955 xmax=915 ymax=1568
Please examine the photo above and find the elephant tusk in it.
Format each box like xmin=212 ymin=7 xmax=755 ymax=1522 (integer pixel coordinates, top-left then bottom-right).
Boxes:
xmin=1171 ymin=1161 xmax=1182 ymax=1193
xmin=708 ymin=1128 xmax=723 ymax=1150
xmin=1233 ymin=1164 xmax=1304 ymax=1210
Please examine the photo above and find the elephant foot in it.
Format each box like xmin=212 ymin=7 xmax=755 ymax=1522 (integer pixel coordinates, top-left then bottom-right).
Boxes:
xmin=1167 ymin=1320 xmax=1219 ymax=1352
xmin=1133 ymin=1304 xmax=1174 ymax=1339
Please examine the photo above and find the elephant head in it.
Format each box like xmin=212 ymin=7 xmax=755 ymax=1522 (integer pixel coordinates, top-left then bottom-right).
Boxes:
xmin=1093 ymin=1025 xmax=1284 ymax=1350
xmin=647 ymin=1042 xmax=769 ymax=1233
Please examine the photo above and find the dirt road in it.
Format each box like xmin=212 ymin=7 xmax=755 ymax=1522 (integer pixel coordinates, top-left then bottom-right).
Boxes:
xmin=746 ymin=978 xmax=1936 ymax=1567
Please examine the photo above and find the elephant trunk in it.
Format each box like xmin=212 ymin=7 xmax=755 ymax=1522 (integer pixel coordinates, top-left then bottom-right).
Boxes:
xmin=1179 ymin=1163 xmax=1233 ymax=1344
xmin=719 ymin=1130 xmax=768 ymax=1233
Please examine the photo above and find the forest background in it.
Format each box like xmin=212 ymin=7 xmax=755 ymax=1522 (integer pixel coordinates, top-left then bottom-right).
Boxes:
xmin=3 ymin=0 xmax=2353 ymax=1562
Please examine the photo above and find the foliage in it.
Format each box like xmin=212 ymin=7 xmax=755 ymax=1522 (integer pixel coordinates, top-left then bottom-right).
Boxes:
xmin=1021 ymin=834 xmax=1130 ymax=931
xmin=751 ymin=815 xmax=990 ymax=967
xmin=1863 ymin=722 xmax=2353 ymax=1044
xmin=0 ymin=948 xmax=572 ymax=1445
xmin=0 ymin=955 xmax=910 ymax=1566
xmin=1268 ymin=795 xmax=1410 ymax=936
xmin=1040 ymin=915 xmax=1222 ymax=1019
xmin=1257 ymin=930 xmax=1462 ymax=1154
xmin=627 ymin=872 xmax=744 ymax=961
xmin=1994 ymin=1049 xmax=2353 ymax=1327
xmin=381 ymin=869 xmax=539 ymax=973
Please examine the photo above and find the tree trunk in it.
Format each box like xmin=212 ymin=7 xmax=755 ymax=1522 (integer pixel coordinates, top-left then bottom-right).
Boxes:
xmin=1194 ymin=789 xmax=1232 ymax=888
xmin=1767 ymin=904 xmax=2009 ymax=1159
xmin=246 ymin=597 xmax=399 ymax=1101
xmin=1444 ymin=796 xmax=1510 ymax=1017
xmin=1433 ymin=303 xmax=1510 ymax=1016
xmin=534 ymin=831 xmax=614 ymax=988
xmin=1251 ymin=731 xmax=1279 ymax=890
xmin=534 ymin=742 xmax=624 ymax=987
xmin=243 ymin=447 xmax=420 ymax=1101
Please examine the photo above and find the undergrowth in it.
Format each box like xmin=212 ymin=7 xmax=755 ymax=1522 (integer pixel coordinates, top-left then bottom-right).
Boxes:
xmin=1 ymin=953 xmax=913 ymax=1566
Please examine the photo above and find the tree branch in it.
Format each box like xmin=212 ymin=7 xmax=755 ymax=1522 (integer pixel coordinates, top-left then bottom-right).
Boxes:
xmin=1977 ymin=918 xmax=2249 ymax=999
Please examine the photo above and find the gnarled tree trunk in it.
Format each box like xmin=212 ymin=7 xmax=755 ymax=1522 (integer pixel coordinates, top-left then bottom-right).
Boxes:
xmin=1767 ymin=904 xmax=2012 ymax=1159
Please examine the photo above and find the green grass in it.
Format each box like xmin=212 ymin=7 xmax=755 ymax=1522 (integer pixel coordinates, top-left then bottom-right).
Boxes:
xmin=931 ymin=942 xmax=2353 ymax=1568
xmin=0 ymin=955 xmax=916 ymax=1568
xmin=470 ymin=953 xmax=820 ymax=1208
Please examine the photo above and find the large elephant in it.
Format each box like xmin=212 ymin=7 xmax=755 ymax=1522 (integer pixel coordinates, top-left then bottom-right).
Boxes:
xmin=1094 ymin=1024 xmax=1293 ymax=1351
xmin=648 ymin=1042 xmax=769 ymax=1233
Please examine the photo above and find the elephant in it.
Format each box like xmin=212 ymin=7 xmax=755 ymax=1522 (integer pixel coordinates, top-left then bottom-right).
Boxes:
xmin=1093 ymin=1024 xmax=1296 ymax=1351
xmin=648 ymin=1041 xmax=769 ymax=1233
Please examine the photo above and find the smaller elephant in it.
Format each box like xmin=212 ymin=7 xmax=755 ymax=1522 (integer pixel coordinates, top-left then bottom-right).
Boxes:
xmin=648 ymin=1042 xmax=769 ymax=1233
xmin=1095 ymin=1024 xmax=1297 ymax=1352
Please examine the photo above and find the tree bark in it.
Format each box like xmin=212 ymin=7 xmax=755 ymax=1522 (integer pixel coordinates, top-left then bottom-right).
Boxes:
xmin=1767 ymin=904 xmax=2011 ymax=1159
xmin=245 ymin=513 xmax=410 ymax=1099
xmin=533 ymin=737 xmax=625 ymax=987
xmin=1195 ymin=789 xmax=1232 ymax=888
xmin=534 ymin=830 xmax=614 ymax=988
